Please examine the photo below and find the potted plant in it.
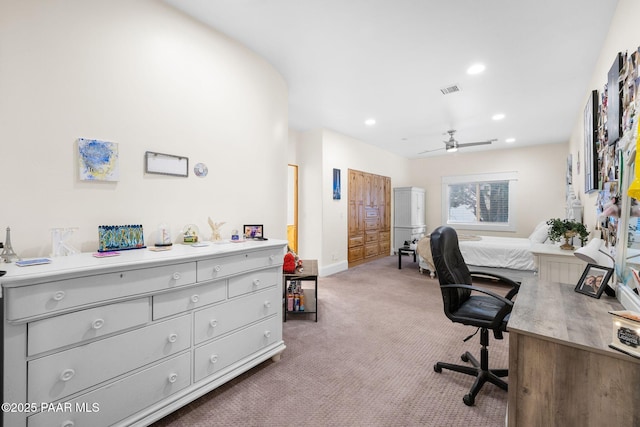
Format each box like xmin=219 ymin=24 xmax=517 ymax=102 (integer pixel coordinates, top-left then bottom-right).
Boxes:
xmin=546 ymin=218 xmax=589 ymax=250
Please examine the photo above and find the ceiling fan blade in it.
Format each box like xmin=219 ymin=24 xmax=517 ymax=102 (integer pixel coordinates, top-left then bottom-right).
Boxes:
xmin=457 ymin=139 xmax=497 ymax=148
xmin=418 ymin=147 xmax=445 ymax=154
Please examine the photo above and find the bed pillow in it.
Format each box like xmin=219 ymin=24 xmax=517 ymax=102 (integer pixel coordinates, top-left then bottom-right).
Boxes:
xmin=529 ymin=221 xmax=549 ymax=244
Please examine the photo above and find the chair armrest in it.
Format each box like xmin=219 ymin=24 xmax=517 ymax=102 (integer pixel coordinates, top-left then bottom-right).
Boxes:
xmin=468 ymin=270 xmax=520 ymax=300
xmin=440 ymin=284 xmax=514 ymax=329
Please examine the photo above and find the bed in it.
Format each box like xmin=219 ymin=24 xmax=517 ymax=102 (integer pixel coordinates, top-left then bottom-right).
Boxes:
xmin=416 ymin=222 xmax=549 ymax=283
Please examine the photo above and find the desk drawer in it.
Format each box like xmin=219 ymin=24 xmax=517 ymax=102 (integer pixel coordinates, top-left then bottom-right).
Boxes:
xmin=197 ymin=248 xmax=282 ymax=282
xmin=194 ymin=286 xmax=280 ymax=345
xmin=28 ymin=314 xmax=191 ymax=403
xmin=193 ymin=315 xmax=281 ymax=382
xmin=228 ymin=268 xmax=279 ymax=298
xmin=153 ymin=280 xmax=226 ymax=320
xmin=28 ymin=298 xmax=150 ymax=356
xmin=27 ymin=352 xmax=191 ymax=427
xmin=6 ymin=262 xmax=196 ymax=321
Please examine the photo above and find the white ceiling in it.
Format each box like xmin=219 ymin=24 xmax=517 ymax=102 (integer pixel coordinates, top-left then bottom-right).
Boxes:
xmin=163 ymin=0 xmax=619 ymax=158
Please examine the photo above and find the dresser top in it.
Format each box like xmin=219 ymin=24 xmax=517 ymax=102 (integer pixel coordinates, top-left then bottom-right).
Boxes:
xmin=0 ymin=239 xmax=288 ymax=288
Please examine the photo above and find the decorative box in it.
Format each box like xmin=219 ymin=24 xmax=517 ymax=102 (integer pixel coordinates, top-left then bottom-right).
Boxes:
xmin=609 ymin=310 xmax=640 ymax=358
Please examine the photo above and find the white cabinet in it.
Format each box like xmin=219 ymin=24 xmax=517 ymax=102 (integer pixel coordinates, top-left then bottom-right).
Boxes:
xmin=1 ymin=240 xmax=287 ymax=427
xmin=530 ymin=243 xmax=587 ymax=284
xmin=393 ymin=187 xmax=426 ymax=251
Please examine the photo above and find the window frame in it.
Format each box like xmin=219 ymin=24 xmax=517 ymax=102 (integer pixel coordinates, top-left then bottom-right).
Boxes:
xmin=441 ymin=172 xmax=518 ymax=232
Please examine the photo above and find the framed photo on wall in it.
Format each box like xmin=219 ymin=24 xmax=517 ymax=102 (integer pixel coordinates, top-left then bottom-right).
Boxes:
xmin=584 ymin=89 xmax=598 ymax=193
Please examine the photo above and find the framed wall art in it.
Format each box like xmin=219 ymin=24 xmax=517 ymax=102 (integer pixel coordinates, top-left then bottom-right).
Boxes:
xmin=607 ymin=52 xmax=623 ymax=145
xmin=145 ymin=151 xmax=189 ymax=177
xmin=78 ymin=138 xmax=119 ymax=181
xmin=584 ymin=90 xmax=598 ymax=193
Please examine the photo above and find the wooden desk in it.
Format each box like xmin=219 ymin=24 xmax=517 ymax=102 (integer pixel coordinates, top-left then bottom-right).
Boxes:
xmin=283 ymin=259 xmax=318 ymax=322
xmin=508 ymin=278 xmax=640 ymax=426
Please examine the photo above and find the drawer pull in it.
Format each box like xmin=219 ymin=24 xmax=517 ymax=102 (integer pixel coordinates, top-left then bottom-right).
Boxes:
xmin=62 ymin=421 xmax=75 ymax=427
xmin=209 ymin=319 xmax=218 ymax=328
xmin=269 ymin=254 xmax=276 ymax=261
xmin=214 ymin=265 xmax=222 ymax=272
xmin=253 ymin=279 xmax=261 ymax=287
xmin=91 ymin=318 xmax=105 ymax=330
xmin=172 ymin=272 xmax=181 ymax=280
xmin=191 ymin=294 xmax=200 ymax=303
xmin=59 ymin=368 xmax=75 ymax=382
xmin=210 ymin=354 xmax=218 ymax=364
xmin=167 ymin=333 xmax=178 ymax=343
xmin=168 ymin=373 xmax=178 ymax=384
xmin=53 ymin=291 xmax=66 ymax=301
xmin=264 ymin=301 xmax=271 ymax=309
xmin=264 ymin=330 xmax=271 ymax=338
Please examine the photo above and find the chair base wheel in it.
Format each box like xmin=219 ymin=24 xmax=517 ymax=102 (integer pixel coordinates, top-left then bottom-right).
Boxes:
xmin=461 ymin=353 xmax=469 ymax=362
xmin=463 ymin=393 xmax=474 ymax=406
xmin=434 ymin=364 xmax=442 ymax=373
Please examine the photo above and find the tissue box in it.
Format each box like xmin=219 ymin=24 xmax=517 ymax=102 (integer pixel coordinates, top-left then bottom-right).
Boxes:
xmin=609 ymin=310 xmax=640 ymax=358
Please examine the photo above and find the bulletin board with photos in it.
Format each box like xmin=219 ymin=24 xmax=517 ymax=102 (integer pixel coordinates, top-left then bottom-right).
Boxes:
xmin=592 ymin=48 xmax=640 ymax=261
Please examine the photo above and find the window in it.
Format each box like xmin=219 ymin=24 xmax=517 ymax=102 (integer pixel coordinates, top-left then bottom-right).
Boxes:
xmin=442 ymin=172 xmax=518 ymax=232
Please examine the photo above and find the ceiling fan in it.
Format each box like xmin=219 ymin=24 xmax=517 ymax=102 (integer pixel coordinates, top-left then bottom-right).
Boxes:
xmin=419 ymin=130 xmax=497 ymax=154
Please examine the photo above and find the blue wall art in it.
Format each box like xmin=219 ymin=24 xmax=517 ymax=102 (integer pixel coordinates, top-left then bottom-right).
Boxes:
xmin=78 ymin=138 xmax=119 ymax=181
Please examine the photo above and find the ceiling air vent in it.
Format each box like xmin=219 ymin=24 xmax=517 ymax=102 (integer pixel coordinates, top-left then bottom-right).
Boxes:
xmin=440 ymin=84 xmax=460 ymax=95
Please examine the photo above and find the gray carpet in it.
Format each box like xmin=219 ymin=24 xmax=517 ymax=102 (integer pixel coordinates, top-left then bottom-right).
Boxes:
xmin=152 ymin=255 xmax=510 ymax=426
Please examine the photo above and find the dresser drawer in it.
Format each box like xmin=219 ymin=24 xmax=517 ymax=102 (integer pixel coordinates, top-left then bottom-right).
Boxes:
xmin=28 ymin=298 xmax=150 ymax=356
xmin=28 ymin=314 xmax=191 ymax=403
xmin=348 ymin=236 xmax=363 ymax=248
xmin=227 ymin=268 xmax=279 ymax=298
xmin=152 ymin=280 xmax=226 ymax=320
xmin=365 ymin=230 xmax=378 ymax=243
xmin=194 ymin=315 xmax=282 ymax=382
xmin=196 ymin=248 xmax=282 ymax=282
xmin=6 ymin=262 xmax=196 ymax=321
xmin=364 ymin=243 xmax=379 ymax=257
xmin=194 ymin=286 xmax=280 ymax=345
xmin=27 ymin=352 xmax=191 ymax=427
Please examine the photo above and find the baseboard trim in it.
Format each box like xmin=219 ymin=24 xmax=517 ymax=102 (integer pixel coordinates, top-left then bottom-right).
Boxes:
xmin=320 ymin=260 xmax=348 ymax=277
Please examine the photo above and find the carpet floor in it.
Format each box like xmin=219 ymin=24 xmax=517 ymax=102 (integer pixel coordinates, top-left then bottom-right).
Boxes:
xmin=151 ymin=255 xmax=510 ymax=426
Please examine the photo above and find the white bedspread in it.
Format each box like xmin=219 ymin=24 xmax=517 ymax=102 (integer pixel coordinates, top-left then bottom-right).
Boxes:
xmin=459 ymin=236 xmax=536 ymax=271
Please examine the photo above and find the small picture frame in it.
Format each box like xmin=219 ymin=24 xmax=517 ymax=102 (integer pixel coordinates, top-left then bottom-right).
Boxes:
xmin=575 ymin=263 xmax=614 ymax=298
xmin=243 ymin=224 xmax=264 ymax=239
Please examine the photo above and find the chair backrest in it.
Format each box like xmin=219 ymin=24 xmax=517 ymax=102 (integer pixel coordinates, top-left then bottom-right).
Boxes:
xmin=430 ymin=226 xmax=473 ymax=314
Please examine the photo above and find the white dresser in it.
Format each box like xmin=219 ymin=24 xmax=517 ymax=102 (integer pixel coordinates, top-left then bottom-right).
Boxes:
xmin=0 ymin=240 xmax=287 ymax=427
xmin=530 ymin=243 xmax=587 ymax=284
xmin=393 ymin=187 xmax=426 ymax=252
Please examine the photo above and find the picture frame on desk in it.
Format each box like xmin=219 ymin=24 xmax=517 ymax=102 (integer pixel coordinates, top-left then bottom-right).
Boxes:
xmin=575 ymin=263 xmax=613 ymax=299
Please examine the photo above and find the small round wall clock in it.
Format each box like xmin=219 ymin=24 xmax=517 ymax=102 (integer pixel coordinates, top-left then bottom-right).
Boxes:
xmin=194 ymin=163 xmax=208 ymax=177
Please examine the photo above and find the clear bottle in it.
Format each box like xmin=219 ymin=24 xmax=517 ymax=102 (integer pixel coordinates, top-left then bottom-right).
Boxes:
xmin=294 ymin=293 xmax=300 ymax=311
xmin=299 ymin=288 xmax=305 ymax=311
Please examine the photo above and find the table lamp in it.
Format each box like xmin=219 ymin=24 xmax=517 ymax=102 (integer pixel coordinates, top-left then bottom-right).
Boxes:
xmin=574 ymin=238 xmax=617 ymax=296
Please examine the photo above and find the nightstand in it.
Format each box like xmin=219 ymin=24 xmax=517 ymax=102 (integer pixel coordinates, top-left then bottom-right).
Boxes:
xmin=530 ymin=243 xmax=587 ymax=284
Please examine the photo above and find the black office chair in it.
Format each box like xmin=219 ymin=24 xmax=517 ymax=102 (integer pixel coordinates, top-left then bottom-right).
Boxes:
xmin=429 ymin=226 xmax=519 ymax=406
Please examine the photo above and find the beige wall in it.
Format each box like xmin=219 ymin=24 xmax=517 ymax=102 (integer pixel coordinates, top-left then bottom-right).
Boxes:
xmin=290 ymin=129 xmax=410 ymax=274
xmin=0 ymin=0 xmax=288 ymax=256
xmin=408 ymin=143 xmax=569 ymax=237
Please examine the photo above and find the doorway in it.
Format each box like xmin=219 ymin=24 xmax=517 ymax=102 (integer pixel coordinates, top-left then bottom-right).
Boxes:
xmin=287 ymin=164 xmax=298 ymax=252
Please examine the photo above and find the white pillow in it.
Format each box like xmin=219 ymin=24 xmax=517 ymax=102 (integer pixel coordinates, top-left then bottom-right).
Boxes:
xmin=529 ymin=221 xmax=549 ymax=244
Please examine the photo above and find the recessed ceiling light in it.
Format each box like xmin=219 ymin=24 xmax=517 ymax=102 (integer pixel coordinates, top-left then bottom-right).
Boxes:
xmin=467 ymin=63 xmax=486 ymax=75
xmin=506 ymin=138 xmax=516 ymax=143
xmin=492 ymin=113 xmax=505 ymax=121
xmin=365 ymin=118 xmax=376 ymax=126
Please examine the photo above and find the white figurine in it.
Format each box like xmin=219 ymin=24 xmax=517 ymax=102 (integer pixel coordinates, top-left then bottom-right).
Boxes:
xmin=208 ymin=217 xmax=225 ymax=241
